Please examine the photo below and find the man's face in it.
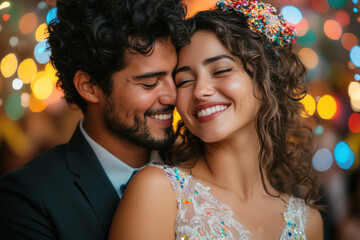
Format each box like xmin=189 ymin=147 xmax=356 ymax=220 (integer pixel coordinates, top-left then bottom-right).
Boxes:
xmin=102 ymin=38 xmax=177 ymax=150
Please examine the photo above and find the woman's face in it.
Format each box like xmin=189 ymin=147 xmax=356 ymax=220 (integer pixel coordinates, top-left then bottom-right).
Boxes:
xmin=174 ymin=30 xmax=260 ymax=143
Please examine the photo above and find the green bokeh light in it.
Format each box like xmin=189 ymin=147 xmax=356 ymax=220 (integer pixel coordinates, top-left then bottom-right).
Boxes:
xmin=5 ymin=93 xmax=25 ymax=121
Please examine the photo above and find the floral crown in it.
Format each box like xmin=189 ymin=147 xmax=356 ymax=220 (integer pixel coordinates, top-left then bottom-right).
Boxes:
xmin=216 ymin=0 xmax=297 ymax=50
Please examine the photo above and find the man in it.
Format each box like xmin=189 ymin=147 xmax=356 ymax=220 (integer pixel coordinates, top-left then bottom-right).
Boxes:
xmin=0 ymin=0 xmax=186 ymax=239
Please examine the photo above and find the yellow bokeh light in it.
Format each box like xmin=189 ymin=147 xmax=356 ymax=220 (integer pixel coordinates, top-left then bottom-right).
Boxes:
xmin=1 ymin=53 xmax=18 ymax=78
xmin=350 ymin=98 xmax=360 ymax=112
xmin=299 ymin=94 xmax=316 ymax=117
xmin=0 ymin=2 xmax=10 ymax=10
xmin=17 ymin=58 xmax=37 ymax=84
xmin=29 ymin=94 xmax=47 ymax=112
xmin=173 ymin=108 xmax=182 ymax=131
xmin=317 ymin=95 xmax=337 ymax=120
xmin=19 ymin=12 xmax=38 ymax=34
xmin=298 ymin=48 xmax=319 ymax=69
xmin=45 ymin=63 xmax=58 ymax=84
xmin=348 ymin=81 xmax=360 ymax=101
xmin=35 ymin=23 xmax=49 ymax=42
xmin=31 ymin=71 xmax=54 ymax=100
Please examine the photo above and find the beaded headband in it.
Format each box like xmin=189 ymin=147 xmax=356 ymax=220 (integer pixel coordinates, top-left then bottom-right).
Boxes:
xmin=216 ymin=0 xmax=297 ymax=50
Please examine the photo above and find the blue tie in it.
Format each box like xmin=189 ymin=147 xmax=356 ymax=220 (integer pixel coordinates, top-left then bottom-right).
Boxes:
xmin=120 ymin=170 xmax=139 ymax=195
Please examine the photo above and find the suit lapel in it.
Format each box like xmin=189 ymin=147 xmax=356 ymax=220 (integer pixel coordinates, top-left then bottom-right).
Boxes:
xmin=66 ymin=126 xmax=120 ymax=234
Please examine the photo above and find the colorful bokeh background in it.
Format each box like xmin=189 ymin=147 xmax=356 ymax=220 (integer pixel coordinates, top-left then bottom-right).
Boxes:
xmin=0 ymin=0 xmax=359 ymax=239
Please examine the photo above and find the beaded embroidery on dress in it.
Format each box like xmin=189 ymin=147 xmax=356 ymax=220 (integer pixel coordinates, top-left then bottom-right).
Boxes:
xmin=150 ymin=165 xmax=309 ymax=240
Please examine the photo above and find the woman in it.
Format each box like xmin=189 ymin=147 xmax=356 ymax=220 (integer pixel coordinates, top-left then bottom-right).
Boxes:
xmin=109 ymin=1 xmax=323 ymax=239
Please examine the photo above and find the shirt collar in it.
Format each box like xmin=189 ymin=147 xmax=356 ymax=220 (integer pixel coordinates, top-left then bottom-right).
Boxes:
xmin=79 ymin=119 xmax=162 ymax=198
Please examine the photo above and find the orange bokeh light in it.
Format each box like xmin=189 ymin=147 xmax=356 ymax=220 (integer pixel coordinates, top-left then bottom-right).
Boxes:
xmin=185 ymin=0 xmax=217 ymax=17
xmin=341 ymin=33 xmax=358 ymax=51
xmin=324 ymin=20 xmax=342 ymax=40
xmin=19 ymin=13 xmax=38 ymax=34
xmin=311 ymin=0 xmax=330 ymax=13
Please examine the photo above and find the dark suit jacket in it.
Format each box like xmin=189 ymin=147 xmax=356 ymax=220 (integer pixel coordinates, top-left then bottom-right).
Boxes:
xmin=0 ymin=126 xmax=120 ymax=240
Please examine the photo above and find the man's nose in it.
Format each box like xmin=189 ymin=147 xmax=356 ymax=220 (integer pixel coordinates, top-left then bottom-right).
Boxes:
xmin=158 ymin=76 xmax=177 ymax=105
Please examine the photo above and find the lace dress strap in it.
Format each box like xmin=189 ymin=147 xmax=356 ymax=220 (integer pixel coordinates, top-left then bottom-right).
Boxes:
xmin=280 ymin=196 xmax=309 ymax=240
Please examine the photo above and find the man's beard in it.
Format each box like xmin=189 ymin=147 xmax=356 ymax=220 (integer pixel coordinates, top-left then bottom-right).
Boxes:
xmin=103 ymin=96 xmax=176 ymax=150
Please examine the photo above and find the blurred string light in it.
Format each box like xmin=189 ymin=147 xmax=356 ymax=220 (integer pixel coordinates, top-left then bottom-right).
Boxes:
xmin=348 ymin=81 xmax=360 ymax=101
xmin=5 ymin=93 xmax=24 ymax=121
xmin=312 ymin=0 xmax=330 ymax=13
xmin=351 ymin=99 xmax=360 ymax=111
xmin=317 ymin=95 xmax=337 ymax=119
xmin=353 ymin=0 xmax=358 ymax=4
xmin=324 ymin=20 xmax=342 ymax=40
xmin=35 ymin=23 xmax=49 ymax=42
xmin=328 ymin=0 xmax=347 ymax=8
xmin=341 ymin=33 xmax=358 ymax=51
xmin=281 ymin=6 xmax=303 ymax=24
xmin=296 ymin=29 xmax=317 ymax=47
xmin=348 ymin=112 xmax=360 ymax=133
xmin=312 ymin=148 xmax=333 ymax=172
xmin=0 ymin=1 xmax=10 ymax=10
xmin=46 ymin=7 xmax=58 ymax=24
xmin=19 ymin=12 xmax=38 ymax=34
xmin=31 ymin=71 xmax=53 ymax=100
xmin=314 ymin=125 xmax=324 ymax=135
xmin=299 ymin=93 xmax=316 ymax=117
xmin=334 ymin=141 xmax=355 ymax=170
xmin=298 ymin=48 xmax=319 ymax=69
xmin=29 ymin=94 xmax=47 ymax=112
xmin=9 ymin=36 xmax=19 ymax=47
xmin=17 ymin=58 xmax=37 ymax=84
xmin=20 ymin=93 xmax=30 ymax=108
xmin=38 ymin=1 xmax=47 ymax=10
xmin=12 ymin=78 xmax=23 ymax=90
xmin=350 ymin=46 xmax=360 ymax=67
xmin=293 ymin=18 xmax=309 ymax=37
xmin=355 ymin=74 xmax=360 ymax=81
xmin=34 ymin=40 xmax=51 ymax=64
xmin=1 ymin=53 xmax=18 ymax=78
xmin=45 ymin=63 xmax=58 ymax=83
xmin=336 ymin=10 xmax=351 ymax=26
xmin=354 ymin=8 xmax=359 ymax=13
xmin=3 ymin=14 xmax=10 ymax=21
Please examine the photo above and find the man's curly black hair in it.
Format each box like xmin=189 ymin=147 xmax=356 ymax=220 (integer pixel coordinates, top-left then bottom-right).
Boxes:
xmin=47 ymin=0 xmax=187 ymax=113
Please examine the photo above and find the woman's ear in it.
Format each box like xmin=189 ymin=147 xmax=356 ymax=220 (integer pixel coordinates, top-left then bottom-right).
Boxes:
xmin=73 ymin=70 xmax=101 ymax=103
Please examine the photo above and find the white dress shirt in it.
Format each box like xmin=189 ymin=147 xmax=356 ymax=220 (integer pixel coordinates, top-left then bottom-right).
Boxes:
xmin=79 ymin=119 xmax=162 ymax=198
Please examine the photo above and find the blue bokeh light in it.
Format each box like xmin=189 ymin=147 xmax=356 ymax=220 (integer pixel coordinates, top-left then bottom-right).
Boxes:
xmin=355 ymin=74 xmax=360 ymax=81
xmin=334 ymin=141 xmax=355 ymax=170
xmin=354 ymin=8 xmax=359 ymax=13
xmin=350 ymin=46 xmax=360 ymax=67
xmin=353 ymin=0 xmax=359 ymax=4
xmin=281 ymin=6 xmax=303 ymax=25
xmin=46 ymin=8 xmax=58 ymax=25
xmin=34 ymin=40 xmax=51 ymax=64
xmin=312 ymin=148 xmax=333 ymax=172
xmin=314 ymin=125 xmax=324 ymax=135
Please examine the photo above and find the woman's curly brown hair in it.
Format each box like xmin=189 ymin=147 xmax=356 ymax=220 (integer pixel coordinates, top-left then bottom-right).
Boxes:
xmin=161 ymin=9 xmax=319 ymax=206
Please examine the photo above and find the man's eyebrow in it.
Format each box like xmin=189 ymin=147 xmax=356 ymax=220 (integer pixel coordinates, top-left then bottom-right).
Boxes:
xmin=133 ymin=72 xmax=167 ymax=80
xmin=203 ymin=55 xmax=235 ymax=65
xmin=174 ymin=66 xmax=191 ymax=76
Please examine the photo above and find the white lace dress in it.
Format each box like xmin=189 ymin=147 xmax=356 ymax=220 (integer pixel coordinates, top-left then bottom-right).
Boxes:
xmin=151 ymin=165 xmax=308 ymax=240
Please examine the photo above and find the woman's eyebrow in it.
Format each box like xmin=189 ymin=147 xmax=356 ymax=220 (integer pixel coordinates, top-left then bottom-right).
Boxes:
xmin=203 ymin=55 xmax=235 ymax=65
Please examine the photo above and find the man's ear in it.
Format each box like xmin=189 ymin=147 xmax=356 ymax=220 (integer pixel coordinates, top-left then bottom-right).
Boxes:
xmin=73 ymin=70 xmax=101 ymax=103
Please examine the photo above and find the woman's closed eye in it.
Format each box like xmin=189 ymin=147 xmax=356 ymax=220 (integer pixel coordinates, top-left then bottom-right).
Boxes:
xmin=214 ymin=68 xmax=233 ymax=75
xmin=175 ymin=79 xmax=194 ymax=88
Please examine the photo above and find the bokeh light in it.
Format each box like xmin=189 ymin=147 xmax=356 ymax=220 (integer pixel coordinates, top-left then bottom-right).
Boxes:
xmin=293 ymin=18 xmax=309 ymax=37
xmin=31 ymin=71 xmax=53 ymax=100
xmin=9 ymin=36 xmax=19 ymax=47
xmin=299 ymin=93 xmax=316 ymax=117
xmin=1 ymin=53 xmax=18 ymax=78
xmin=350 ymin=46 xmax=360 ymax=67
xmin=341 ymin=33 xmax=358 ymax=51
xmin=348 ymin=113 xmax=360 ymax=133
xmin=0 ymin=1 xmax=10 ymax=10
xmin=334 ymin=141 xmax=355 ymax=170
xmin=38 ymin=1 xmax=47 ymax=10
xmin=281 ymin=6 xmax=303 ymax=24
xmin=314 ymin=125 xmax=324 ymax=135
xmin=350 ymin=98 xmax=360 ymax=112
xmin=336 ymin=10 xmax=351 ymax=26
xmin=35 ymin=23 xmax=49 ymax=42
xmin=3 ymin=14 xmax=10 ymax=22
xmin=45 ymin=62 xmax=58 ymax=83
xmin=5 ymin=93 xmax=25 ymax=121
xmin=328 ymin=0 xmax=347 ymax=8
xmin=21 ymin=93 xmax=30 ymax=108
xmin=298 ymin=47 xmax=319 ymax=69
xmin=324 ymin=20 xmax=342 ymax=40
xmin=312 ymin=148 xmax=333 ymax=172
xmin=317 ymin=95 xmax=337 ymax=119
xmin=311 ymin=0 xmax=330 ymax=13
xmin=12 ymin=78 xmax=23 ymax=90
xmin=17 ymin=58 xmax=37 ymax=84
xmin=46 ymin=8 xmax=58 ymax=24
xmin=19 ymin=12 xmax=38 ymax=34
xmin=296 ymin=29 xmax=317 ymax=47
xmin=34 ymin=40 xmax=51 ymax=64
xmin=29 ymin=93 xmax=47 ymax=112
xmin=355 ymin=74 xmax=360 ymax=81
xmin=348 ymin=81 xmax=360 ymax=101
